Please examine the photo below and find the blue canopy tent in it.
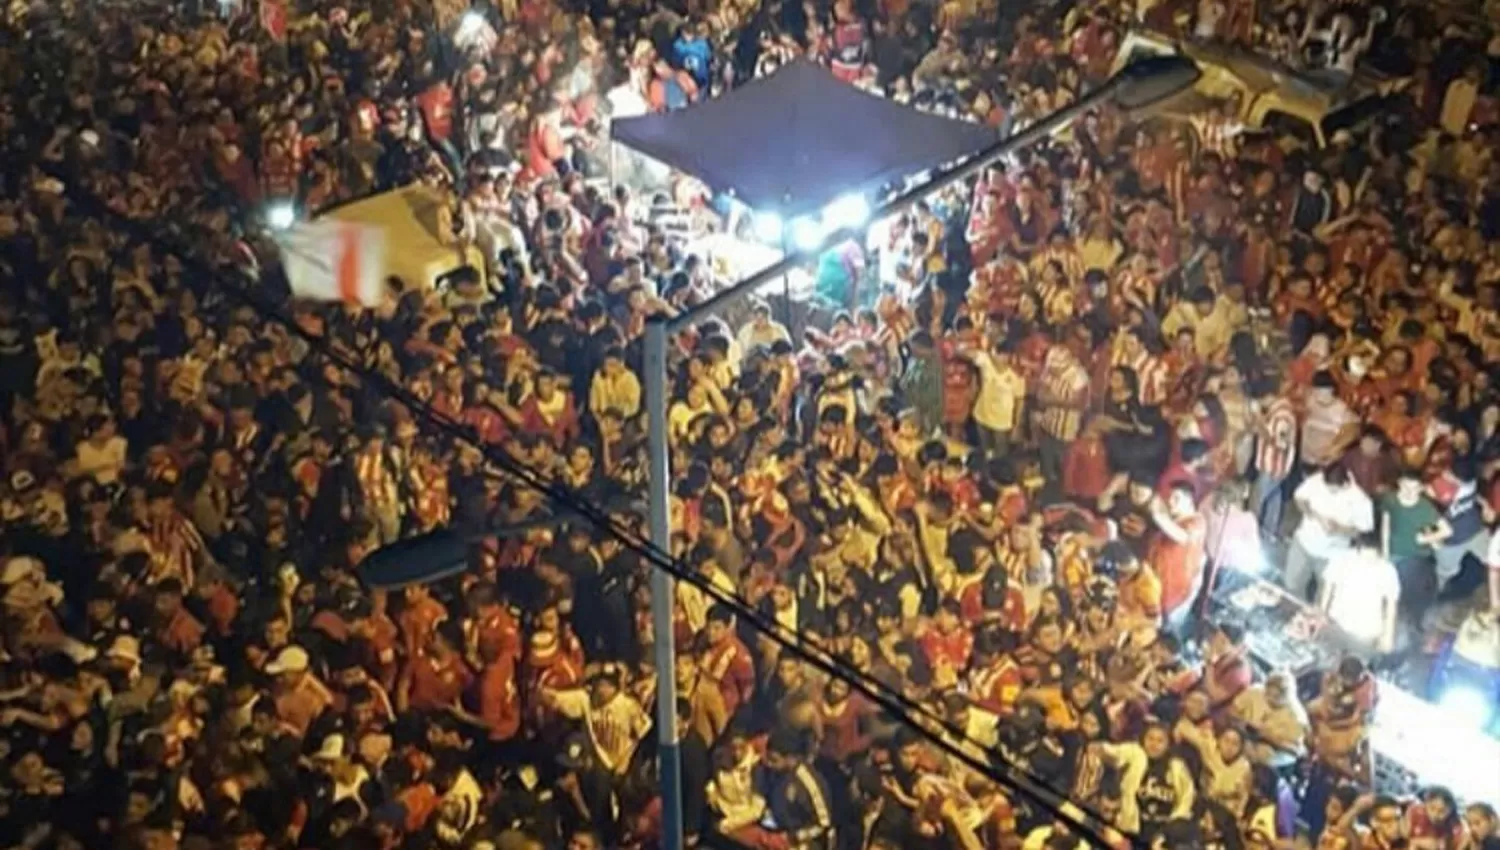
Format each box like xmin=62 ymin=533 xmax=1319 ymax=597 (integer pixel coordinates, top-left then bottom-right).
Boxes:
xmin=609 ymin=60 xmax=1000 ymax=219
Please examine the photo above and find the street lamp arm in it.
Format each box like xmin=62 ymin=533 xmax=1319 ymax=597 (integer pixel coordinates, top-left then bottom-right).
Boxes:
xmin=358 ymin=505 xmax=632 ymax=589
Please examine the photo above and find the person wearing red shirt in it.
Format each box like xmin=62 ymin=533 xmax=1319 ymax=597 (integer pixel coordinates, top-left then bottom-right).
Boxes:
xmin=699 ymin=605 xmax=756 ymax=719
xmin=967 ymin=631 xmax=1024 ymax=716
xmin=414 ymin=80 xmax=455 ymax=142
xmin=930 ymin=456 xmax=981 ymax=514
xmin=522 ymin=616 xmax=584 ymax=733
xmin=817 ymin=678 xmax=871 ymax=763
xmin=469 ymin=637 xmax=522 ymax=743
xmin=525 ymin=105 xmax=568 ymax=180
xmin=1149 ymin=483 xmax=1207 ymax=631
xmin=918 ymin=599 xmax=974 ymax=676
xmin=958 ymin=562 xmax=1028 ymax=636
xmin=351 ymin=600 xmax=401 ymax=691
xmin=461 ymin=386 xmax=511 ymax=446
xmin=1157 ymin=437 xmax=1212 ymax=503
xmin=1404 ymin=787 xmax=1465 ymax=850
xmin=519 ymin=370 xmax=580 ymax=448
xmin=398 ymin=584 xmax=448 ymax=659
xmin=402 ymin=622 xmax=473 ymax=713
xmin=1342 ymin=427 xmax=1398 ymax=497
xmin=1065 ymin=415 xmax=1114 ymax=503
xmin=154 ymin=579 xmax=205 ymax=658
xmin=468 ymin=582 xmax=522 ymax=663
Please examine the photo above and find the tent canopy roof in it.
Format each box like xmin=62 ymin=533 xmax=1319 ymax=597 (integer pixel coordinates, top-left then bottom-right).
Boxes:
xmin=610 ymin=61 xmax=998 ymax=218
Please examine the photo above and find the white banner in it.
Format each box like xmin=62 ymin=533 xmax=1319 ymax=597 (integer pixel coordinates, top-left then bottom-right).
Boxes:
xmin=274 ymin=220 xmax=387 ymax=307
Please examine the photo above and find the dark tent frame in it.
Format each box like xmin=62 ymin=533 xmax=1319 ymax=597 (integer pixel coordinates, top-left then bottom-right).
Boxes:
xmin=610 ymin=60 xmax=999 ymax=219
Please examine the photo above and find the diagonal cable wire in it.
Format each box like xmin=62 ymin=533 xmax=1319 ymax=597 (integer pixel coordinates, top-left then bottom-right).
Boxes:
xmin=47 ymin=169 xmax=1137 ymax=849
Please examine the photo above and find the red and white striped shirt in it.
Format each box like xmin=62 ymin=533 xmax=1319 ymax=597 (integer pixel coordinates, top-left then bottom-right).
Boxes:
xmin=1189 ymin=113 xmax=1242 ymax=159
xmin=1255 ymin=396 xmax=1299 ymax=479
xmin=147 ymin=511 xmax=209 ymax=589
xmin=1037 ymin=348 xmax=1089 ymax=441
xmin=408 ymin=455 xmax=451 ymax=531
xmin=1112 ymin=347 xmax=1170 ymax=408
xmin=356 ymin=447 xmax=401 ymax=509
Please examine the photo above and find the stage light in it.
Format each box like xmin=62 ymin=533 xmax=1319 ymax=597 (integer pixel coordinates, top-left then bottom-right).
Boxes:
xmin=1438 ymin=684 xmax=1495 ymax=730
xmin=789 ymin=216 xmax=824 ymax=252
xmin=823 ymin=193 xmax=871 ymax=230
xmin=266 ymin=203 xmax=297 ymax=231
xmin=752 ymin=211 xmax=784 ymax=243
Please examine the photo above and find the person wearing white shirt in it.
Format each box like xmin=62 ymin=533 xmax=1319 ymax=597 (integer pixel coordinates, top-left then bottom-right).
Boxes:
xmin=966 ymin=344 xmax=1026 ymax=461
xmin=708 ymin=731 xmax=769 ymax=834
xmin=735 ymin=302 xmax=791 ymax=359
xmin=1287 ymin=462 xmax=1374 ymax=601
xmin=1301 ymin=7 xmax=1381 ymax=76
xmin=545 ymin=666 xmax=652 ymax=775
xmin=1230 ymin=670 xmax=1309 ymax=767
xmin=1091 ymin=724 xmax=1196 ymax=838
xmin=73 ymin=414 xmax=128 ymax=486
xmin=1318 ymin=532 xmax=1401 ymax=654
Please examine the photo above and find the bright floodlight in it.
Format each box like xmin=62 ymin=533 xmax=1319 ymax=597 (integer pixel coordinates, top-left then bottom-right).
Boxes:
xmin=266 ymin=203 xmax=296 ymax=231
xmin=1438 ymin=685 xmax=1494 ymax=730
xmin=752 ymin=211 xmax=784 ymax=243
xmin=823 ymin=193 xmax=871 ymax=230
xmin=460 ymin=9 xmax=485 ymax=28
xmin=789 ymin=216 xmax=824 ymax=252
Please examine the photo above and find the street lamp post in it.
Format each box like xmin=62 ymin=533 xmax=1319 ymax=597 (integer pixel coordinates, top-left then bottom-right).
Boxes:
xmin=643 ymin=317 xmax=683 ymax=850
xmin=642 ymin=54 xmax=1197 ymax=850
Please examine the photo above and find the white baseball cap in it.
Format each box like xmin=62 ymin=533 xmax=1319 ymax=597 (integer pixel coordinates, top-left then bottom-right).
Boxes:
xmin=265 ymin=645 xmax=310 ymax=675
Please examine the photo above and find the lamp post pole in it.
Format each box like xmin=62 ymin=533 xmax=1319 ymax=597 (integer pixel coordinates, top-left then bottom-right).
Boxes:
xmin=640 ymin=57 xmax=1198 ymax=850
xmin=644 ymin=317 xmax=684 ymax=850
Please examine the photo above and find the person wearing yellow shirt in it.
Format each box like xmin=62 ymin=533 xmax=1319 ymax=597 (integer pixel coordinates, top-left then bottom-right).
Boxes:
xmin=1160 ymin=285 xmax=1243 ymax=360
xmin=1078 ymin=216 xmax=1125 ymax=274
xmin=1437 ymin=268 xmax=1482 ymax=340
xmin=667 ymin=382 xmax=725 ymax=443
xmin=588 ymin=347 xmax=642 ymax=421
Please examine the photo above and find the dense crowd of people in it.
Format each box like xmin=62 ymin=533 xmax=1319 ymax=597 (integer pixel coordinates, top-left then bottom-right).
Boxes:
xmin=2 ymin=0 xmax=1500 ymax=844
